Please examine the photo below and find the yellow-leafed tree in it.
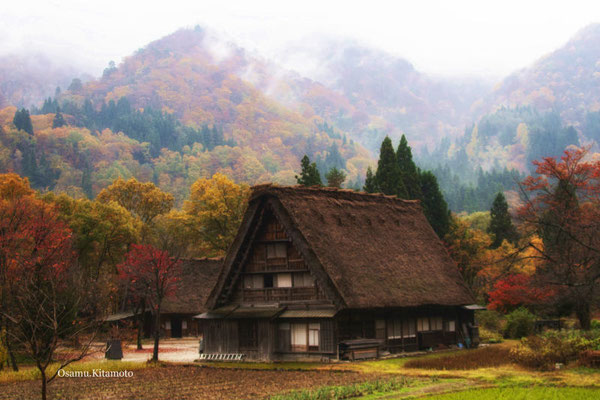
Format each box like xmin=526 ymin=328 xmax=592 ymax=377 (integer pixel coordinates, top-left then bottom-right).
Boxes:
xmin=184 ymin=173 xmax=249 ymax=256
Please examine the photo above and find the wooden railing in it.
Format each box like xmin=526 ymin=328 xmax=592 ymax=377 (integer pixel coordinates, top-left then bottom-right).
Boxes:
xmin=242 ymin=287 xmax=322 ymax=302
xmin=245 ymin=259 xmax=306 ymax=273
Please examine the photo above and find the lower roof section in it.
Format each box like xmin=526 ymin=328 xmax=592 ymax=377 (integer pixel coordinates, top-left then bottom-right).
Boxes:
xmin=195 ymin=305 xmax=337 ymax=319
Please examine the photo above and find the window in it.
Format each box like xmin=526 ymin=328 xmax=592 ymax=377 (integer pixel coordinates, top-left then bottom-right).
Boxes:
xmin=446 ymin=320 xmax=456 ymax=332
xmin=182 ymin=320 xmax=187 ymax=329
xmin=291 ymin=323 xmax=307 ymax=352
xmin=292 ymin=272 xmax=314 ymax=287
xmin=276 ymin=273 xmax=292 ymax=288
xmin=417 ymin=317 xmax=430 ymax=332
xmin=387 ymin=319 xmax=402 ymax=339
xmin=285 ymin=322 xmax=321 ymax=352
xmin=308 ymin=323 xmax=320 ymax=351
xmin=244 ymin=275 xmax=264 ymax=289
xmin=403 ymin=319 xmax=416 ymax=338
xmin=431 ymin=316 xmax=443 ymax=331
xmin=263 ymin=274 xmax=274 ymax=288
xmin=278 ymin=323 xmax=291 ymax=351
xmin=252 ymin=244 xmax=266 ymax=262
xmin=375 ymin=320 xmax=386 ymax=339
xmin=239 ymin=320 xmax=258 ymax=348
xmin=267 ymin=243 xmax=287 ymax=259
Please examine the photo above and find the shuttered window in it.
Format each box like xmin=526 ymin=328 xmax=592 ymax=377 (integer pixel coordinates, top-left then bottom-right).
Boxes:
xmin=292 ymin=272 xmax=314 ymax=287
xmin=431 ymin=317 xmax=443 ymax=331
xmin=267 ymin=243 xmax=287 ymax=258
xmin=387 ymin=319 xmax=402 ymax=339
xmin=276 ymin=273 xmax=292 ymax=288
xmin=308 ymin=323 xmax=320 ymax=351
xmin=417 ymin=317 xmax=430 ymax=332
xmin=291 ymin=323 xmax=308 ymax=352
xmin=244 ymin=275 xmax=263 ymax=289
xmin=403 ymin=319 xmax=416 ymax=337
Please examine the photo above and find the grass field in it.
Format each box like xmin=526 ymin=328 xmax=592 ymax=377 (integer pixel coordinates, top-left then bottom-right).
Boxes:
xmin=1 ymin=342 xmax=600 ymax=399
xmin=424 ymin=387 xmax=600 ymax=400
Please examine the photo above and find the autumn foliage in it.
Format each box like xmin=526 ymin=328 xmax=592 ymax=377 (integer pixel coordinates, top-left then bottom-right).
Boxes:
xmin=118 ymin=244 xmax=181 ymax=361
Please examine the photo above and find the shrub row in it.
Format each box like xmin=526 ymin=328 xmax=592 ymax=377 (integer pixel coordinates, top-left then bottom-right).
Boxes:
xmin=510 ymin=330 xmax=600 ymax=370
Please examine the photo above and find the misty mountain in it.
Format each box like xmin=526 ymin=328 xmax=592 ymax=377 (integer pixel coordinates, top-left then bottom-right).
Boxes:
xmin=4 ymin=23 xmax=600 ymax=211
xmin=481 ymin=23 xmax=600 ymax=129
xmin=274 ymin=38 xmax=492 ymax=151
xmin=0 ymin=53 xmax=89 ymax=109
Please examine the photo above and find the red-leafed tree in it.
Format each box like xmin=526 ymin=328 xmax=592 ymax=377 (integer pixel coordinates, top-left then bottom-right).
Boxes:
xmin=518 ymin=147 xmax=600 ymax=329
xmin=487 ymin=273 xmax=553 ymax=312
xmin=118 ymin=244 xmax=181 ymax=361
xmin=1 ymin=194 xmax=102 ymax=400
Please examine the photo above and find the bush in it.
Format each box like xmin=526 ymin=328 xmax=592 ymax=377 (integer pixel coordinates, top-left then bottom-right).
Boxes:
xmin=479 ymin=327 xmax=503 ymax=344
xmin=503 ymin=308 xmax=536 ymax=339
xmin=476 ymin=310 xmax=503 ymax=332
xmin=510 ymin=330 xmax=600 ymax=370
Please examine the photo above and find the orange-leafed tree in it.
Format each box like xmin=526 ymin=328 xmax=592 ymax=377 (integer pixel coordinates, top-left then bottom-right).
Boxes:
xmin=118 ymin=244 xmax=181 ymax=361
xmin=517 ymin=147 xmax=600 ymax=329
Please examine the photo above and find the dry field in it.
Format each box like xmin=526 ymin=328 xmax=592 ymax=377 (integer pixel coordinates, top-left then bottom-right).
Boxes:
xmin=0 ymin=365 xmax=383 ymax=400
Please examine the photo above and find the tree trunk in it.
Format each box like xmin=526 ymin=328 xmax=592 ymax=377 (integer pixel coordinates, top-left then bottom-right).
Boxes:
xmin=576 ymin=301 xmax=591 ymax=330
xmin=5 ymin=326 xmax=18 ymax=371
xmin=136 ymin=300 xmax=145 ymax=350
xmin=137 ymin=315 xmax=143 ymax=350
xmin=40 ymin=368 xmax=47 ymax=400
xmin=152 ymin=308 xmax=160 ymax=362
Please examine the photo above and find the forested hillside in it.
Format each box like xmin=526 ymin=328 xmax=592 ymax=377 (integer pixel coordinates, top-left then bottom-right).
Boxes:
xmin=3 ymin=24 xmax=600 ymax=212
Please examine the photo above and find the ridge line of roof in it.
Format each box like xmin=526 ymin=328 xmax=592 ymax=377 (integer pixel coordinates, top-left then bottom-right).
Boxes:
xmin=249 ymin=184 xmax=421 ymax=205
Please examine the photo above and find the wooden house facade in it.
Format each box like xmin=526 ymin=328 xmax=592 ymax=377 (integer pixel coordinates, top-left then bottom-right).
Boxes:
xmin=199 ymin=185 xmax=477 ymax=361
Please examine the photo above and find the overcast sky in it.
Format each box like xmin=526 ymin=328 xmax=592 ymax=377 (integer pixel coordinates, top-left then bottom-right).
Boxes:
xmin=2 ymin=0 xmax=599 ymax=78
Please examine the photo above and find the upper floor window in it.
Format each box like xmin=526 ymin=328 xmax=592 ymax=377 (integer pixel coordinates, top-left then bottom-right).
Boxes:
xmin=267 ymin=243 xmax=286 ymax=259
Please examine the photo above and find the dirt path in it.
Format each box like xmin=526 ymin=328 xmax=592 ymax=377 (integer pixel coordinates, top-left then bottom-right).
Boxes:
xmin=0 ymin=365 xmax=386 ymax=400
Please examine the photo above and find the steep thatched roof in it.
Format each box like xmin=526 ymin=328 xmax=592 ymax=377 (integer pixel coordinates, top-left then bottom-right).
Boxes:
xmin=161 ymin=258 xmax=222 ymax=314
xmin=210 ymin=185 xmax=473 ymax=310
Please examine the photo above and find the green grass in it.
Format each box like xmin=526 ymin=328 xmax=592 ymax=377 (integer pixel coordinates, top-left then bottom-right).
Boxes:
xmin=268 ymin=377 xmax=420 ymax=400
xmin=423 ymin=387 xmax=600 ymax=400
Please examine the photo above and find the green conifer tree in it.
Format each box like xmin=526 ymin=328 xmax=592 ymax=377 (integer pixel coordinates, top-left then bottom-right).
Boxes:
xmin=363 ymin=166 xmax=378 ymax=193
xmin=296 ymin=155 xmax=322 ymax=186
xmin=52 ymin=107 xmax=66 ymax=128
xmin=375 ymin=136 xmax=407 ymax=197
xmin=397 ymin=134 xmax=422 ymax=200
xmin=420 ymin=170 xmax=450 ymax=238
xmin=488 ymin=192 xmax=519 ymax=248
xmin=325 ymin=167 xmax=346 ymax=188
xmin=13 ymin=108 xmax=34 ymax=135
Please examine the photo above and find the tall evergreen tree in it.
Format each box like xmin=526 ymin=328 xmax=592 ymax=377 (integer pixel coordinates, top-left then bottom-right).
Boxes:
xmin=13 ymin=108 xmax=34 ymax=135
xmin=375 ymin=136 xmax=406 ymax=197
xmin=296 ymin=155 xmax=322 ymax=186
xmin=363 ymin=166 xmax=377 ymax=193
xmin=325 ymin=167 xmax=346 ymax=188
xmin=52 ymin=107 xmax=66 ymax=128
xmin=396 ymin=134 xmax=422 ymax=200
xmin=420 ymin=170 xmax=450 ymax=238
xmin=488 ymin=192 xmax=519 ymax=248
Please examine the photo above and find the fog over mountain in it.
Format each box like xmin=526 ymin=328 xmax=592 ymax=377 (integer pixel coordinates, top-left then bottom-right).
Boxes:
xmin=4 ymin=14 xmax=600 ymax=212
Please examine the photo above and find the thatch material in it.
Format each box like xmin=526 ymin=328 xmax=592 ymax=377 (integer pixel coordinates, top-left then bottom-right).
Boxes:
xmin=161 ymin=258 xmax=222 ymax=314
xmin=231 ymin=185 xmax=474 ymax=309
